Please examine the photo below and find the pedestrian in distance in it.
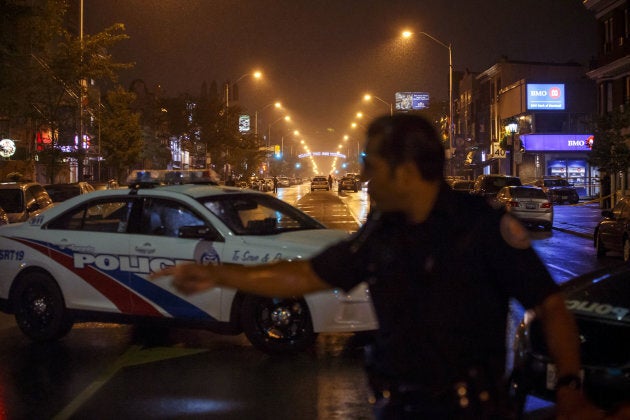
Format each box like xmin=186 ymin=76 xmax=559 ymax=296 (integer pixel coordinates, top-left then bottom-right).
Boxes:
xmin=152 ymin=114 xmax=603 ymax=419
xmin=328 ymin=174 xmax=333 ymax=190
xmin=272 ymin=175 xmax=278 ymax=194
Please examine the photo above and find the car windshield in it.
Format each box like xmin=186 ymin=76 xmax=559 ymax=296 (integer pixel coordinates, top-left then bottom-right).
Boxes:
xmin=486 ymin=177 xmax=520 ymax=192
xmin=45 ymin=185 xmax=81 ymax=202
xmin=0 ymin=189 xmax=24 ymax=213
xmin=544 ymin=179 xmax=570 ymax=187
xmin=201 ymin=193 xmax=325 ymax=235
xmin=512 ymin=188 xmax=547 ymax=199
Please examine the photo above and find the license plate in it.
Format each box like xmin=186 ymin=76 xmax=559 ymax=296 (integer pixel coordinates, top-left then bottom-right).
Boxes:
xmin=561 ymin=196 xmax=568 ymax=200
xmin=546 ymin=364 xmax=584 ymax=390
xmin=525 ymin=203 xmax=536 ymax=209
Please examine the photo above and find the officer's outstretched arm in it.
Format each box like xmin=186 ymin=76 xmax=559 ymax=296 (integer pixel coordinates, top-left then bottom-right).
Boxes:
xmin=152 ymin=260 xmax=331 ymax=297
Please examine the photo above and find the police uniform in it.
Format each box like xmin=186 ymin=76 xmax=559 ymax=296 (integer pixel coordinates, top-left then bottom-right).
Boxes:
xmin=311 ymin=183 xmax=559 ymax=418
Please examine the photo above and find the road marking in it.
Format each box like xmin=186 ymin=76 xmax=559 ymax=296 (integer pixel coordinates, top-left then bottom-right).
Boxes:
xmin=53 ymin=345 xmax=207 ymax=420
xmin=546 ymin=263 xmax=577 ymax=278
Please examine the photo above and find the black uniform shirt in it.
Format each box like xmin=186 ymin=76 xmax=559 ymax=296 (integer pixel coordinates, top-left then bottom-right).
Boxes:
xmin=311 ymin=184 xmax=559 ymax=391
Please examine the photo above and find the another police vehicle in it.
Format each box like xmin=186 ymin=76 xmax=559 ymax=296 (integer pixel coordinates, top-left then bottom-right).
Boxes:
xmin=0 ymin=170 xmax=377 ymax=354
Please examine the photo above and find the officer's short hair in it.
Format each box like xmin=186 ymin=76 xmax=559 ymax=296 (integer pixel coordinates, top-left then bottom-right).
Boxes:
xmin=366 ymin=114 xmax=445 ymax=181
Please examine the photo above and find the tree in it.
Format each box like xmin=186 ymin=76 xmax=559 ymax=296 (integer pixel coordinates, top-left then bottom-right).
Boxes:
xmin=0 ymin=1 xmax=132 ymax=182
xmin=98 ymin=86 xmax=143 ymax=183
xmin=589 ymin=106 xmax=630 ymax=206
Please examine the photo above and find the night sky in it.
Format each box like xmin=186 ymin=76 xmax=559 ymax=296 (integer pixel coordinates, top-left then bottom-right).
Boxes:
xmin=85 ymin=0 xmax=596 ymax=151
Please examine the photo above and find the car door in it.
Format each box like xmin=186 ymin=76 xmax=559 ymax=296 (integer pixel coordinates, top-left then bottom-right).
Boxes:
xmin=599 ymin=200 xmax=629 ymax=251
xmin=40 ymin=196 xmax=137 ymax=314
xmin=126 ymin=196 xmax=227 ymax=322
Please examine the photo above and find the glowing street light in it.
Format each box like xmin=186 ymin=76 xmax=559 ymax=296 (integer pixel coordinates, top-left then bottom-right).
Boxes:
xmin=255 ymin=101 xmax=281 ymax=136
xmin=402 ymin=30 xmax=453 ymax=160
xmin=363 ymin=94 xmax=393 ymax=116
xmin=225 ymin=70 xmax=263 ymax=109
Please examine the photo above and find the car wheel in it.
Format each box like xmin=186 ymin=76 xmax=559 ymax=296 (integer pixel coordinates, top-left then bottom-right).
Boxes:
xmin=543 ymin=223 xmax=552 ymax=232
xmin=623 ymin=237 xmax=630 ymax=262
xmin=241 ymin=294 xmax=317 ymax=354
xmin=595 ymin=232 xmax=607 ymax=258
xmin=11 ymin=271 xmax=73 ymax=341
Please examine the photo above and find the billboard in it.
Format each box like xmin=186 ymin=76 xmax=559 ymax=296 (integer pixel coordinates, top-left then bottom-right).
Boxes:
xmin=395 ymin=92 xmax=430 ymax=110
xmin=238 ymin=115 xmax=251 ymax=133
xmin=520 ymin=134 xmax=593 ymax=151
xmin=526 ymin=84 xmax=565 ymax=110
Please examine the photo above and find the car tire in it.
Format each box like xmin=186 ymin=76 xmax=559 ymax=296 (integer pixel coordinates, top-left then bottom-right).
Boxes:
xmin=543 ymin=223 xmax=552 ymax=232
xmin=595 ymin=232 xmax=607 ymax=258
xmin=240 ymin=294 xmax=317 ymax=354
xmin=11 ymin=271 xmax=73 ymax=342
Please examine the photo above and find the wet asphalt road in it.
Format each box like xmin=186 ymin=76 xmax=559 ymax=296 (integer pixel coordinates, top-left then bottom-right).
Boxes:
xmin=0 ymin=186 xmax=612 ymax=419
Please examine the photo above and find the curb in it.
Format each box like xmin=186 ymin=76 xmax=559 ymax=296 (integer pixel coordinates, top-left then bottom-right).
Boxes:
xmin=552 ymin=225 xmax=593 ymax=240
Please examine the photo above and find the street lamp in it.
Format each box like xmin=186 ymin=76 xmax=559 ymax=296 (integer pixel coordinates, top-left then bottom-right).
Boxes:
xmin=268 ymin=115 xmax=290 ymax=157
xmin=402 ymin=30 xmax=453 ymax=166
xmin=363 ymin=94 xmax=393 ymax=116
xmin=255 ymin=101 xmax=282 ymax=137
xmin=225 ymin=70 xmax=262 ymax=109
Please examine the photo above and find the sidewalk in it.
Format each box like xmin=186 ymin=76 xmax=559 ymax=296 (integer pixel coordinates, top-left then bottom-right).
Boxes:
xmin=551 ymin=201 xmax=603 ymax=239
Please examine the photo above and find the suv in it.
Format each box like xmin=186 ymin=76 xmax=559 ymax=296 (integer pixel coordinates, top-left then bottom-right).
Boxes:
xmin=0 ymin=182 xmax=54 ymax=223
xmin=471 ymin=174 xmax=522 ymax=199
xmin=310 ymin=176 xmax=329 ymax=191
xmin=535 ymin=176 xmax=579 ymax=204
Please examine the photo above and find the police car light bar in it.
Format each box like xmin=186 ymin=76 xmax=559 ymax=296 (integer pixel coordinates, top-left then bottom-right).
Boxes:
xmin=127 ymin=169 xmax=221 ymax=188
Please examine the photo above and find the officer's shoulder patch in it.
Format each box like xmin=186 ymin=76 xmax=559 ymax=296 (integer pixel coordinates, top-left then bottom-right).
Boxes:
xmin=500 ymin=213 xmax=530 ymax=249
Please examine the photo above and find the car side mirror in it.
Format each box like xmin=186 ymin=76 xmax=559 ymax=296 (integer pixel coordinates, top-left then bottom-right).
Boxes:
xmin=178 ymin=225 xmax=222 ymax=241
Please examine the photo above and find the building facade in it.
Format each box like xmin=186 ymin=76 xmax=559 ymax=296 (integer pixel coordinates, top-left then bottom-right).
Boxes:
xmin=457 ymin=58 xmax=597 ymax=197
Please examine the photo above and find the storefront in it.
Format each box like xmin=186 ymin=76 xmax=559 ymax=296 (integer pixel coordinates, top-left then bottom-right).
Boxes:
xmin=520 ymin=133 xmax=598 ymax=198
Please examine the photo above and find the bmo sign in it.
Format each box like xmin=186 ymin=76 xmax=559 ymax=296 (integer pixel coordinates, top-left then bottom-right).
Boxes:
xmin=527 ymin=83 xmax=565 ymax=110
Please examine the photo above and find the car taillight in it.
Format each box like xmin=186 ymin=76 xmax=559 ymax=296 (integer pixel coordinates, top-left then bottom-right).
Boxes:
xmin=541 ymin=202 xmax=552 ymax=208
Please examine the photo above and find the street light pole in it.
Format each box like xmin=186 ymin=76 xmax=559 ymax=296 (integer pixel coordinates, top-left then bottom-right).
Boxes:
xmin=363 ymin=94 xmax=393 ymax=116
xmin=419 ymin=31 xmax=453 ymax=164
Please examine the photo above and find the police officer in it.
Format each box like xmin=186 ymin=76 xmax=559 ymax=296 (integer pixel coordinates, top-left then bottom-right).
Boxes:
xmin=153 ymin=114 xmax=602 ymax=419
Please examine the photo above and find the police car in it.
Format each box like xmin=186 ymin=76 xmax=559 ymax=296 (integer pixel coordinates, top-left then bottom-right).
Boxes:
xmin=510 ymin=264 xmax=630 ymax=414
xmin=0 ymin=171 xmax=377 ymax=354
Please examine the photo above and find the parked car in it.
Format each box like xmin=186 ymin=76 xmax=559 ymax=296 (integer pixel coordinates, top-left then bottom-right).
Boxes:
xmin=594 ymin=195 xmax=630 ymax=261
xmin=495 ymin=185 xmax=553 ymax=231
xmin=44 ymin=181 xmax=95 ymax=202
xmin=471 ymin=174 xmax=522 ymax=200
xmin=0 ymin=172 xmax=377 ymax=354
xmin=338 ymin=176 xmax=359 ymax=193
xmin=310 ymin=176 xmax=329 ymax=191
xmin=510 ymin=264 xmax=630 ymax=415
xmin=0 ymin=182 xmax=54 ymax=223
xmin=344 ymin=173 xmax=363 ymax=191
xmin=450 ymin=179 xmax=475 ymax=192
xmin=277 ymin=176 xmax=291 ymax=188
xmin=535 ymin=176 xmax=579 ymax=204
xmin=89 ymin=179 xmax=120 ymax=191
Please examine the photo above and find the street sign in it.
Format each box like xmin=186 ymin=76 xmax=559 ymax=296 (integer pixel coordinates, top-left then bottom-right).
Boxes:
xmin=492 ymin=142 xmax=507 ymax=159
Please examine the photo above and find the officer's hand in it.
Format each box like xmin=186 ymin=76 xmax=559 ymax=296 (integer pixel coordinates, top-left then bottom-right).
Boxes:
xmin=151 ymin=263 xmax=216 ymax=295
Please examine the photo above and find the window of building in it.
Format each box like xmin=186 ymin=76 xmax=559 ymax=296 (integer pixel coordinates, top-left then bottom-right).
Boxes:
xmin=604 ymin=16 xmax=614 ymax=52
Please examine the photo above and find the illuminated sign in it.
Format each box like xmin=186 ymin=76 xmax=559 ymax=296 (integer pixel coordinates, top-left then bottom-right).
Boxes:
xmin=526 ymin=84 xmax=565 ymax=110
xmin=239 ymin=115 xmax=250 ymax=133
xmin=298 ymin=152 xmax=346 ymax=159
xmin=520 ymin=134 xmax=593 ymax=151
xmin=0 ymin=139 xmax=16 ymax=158
xmin=395 ymin=92 xmax=429 ymax=110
